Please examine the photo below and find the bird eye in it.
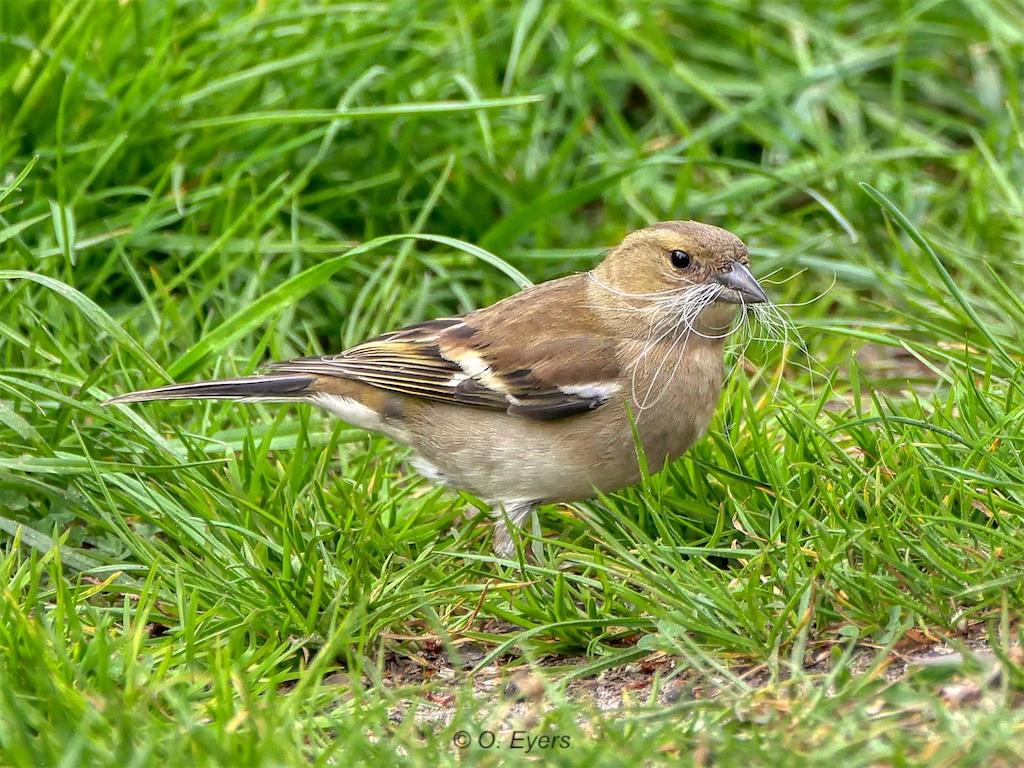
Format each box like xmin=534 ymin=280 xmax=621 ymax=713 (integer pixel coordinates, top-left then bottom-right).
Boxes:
xmin=669 ymin=250 xmax=691 ymax=269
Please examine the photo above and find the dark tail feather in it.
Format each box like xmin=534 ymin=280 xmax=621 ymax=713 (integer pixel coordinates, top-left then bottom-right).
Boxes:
xmin=102 ymin=374 xmax=316 ymax=406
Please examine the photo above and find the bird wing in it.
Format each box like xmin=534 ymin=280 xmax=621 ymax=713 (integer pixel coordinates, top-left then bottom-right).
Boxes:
xmin=264 ymin=316 xmax=624 ymax=421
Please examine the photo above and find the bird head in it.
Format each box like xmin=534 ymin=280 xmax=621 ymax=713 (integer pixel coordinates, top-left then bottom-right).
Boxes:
xmin=588 ymin=220 xmax=766 ymax=338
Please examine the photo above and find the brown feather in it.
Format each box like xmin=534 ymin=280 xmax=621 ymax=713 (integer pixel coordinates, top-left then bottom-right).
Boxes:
xmin=264 ymin=277 xmax=625 ymax=419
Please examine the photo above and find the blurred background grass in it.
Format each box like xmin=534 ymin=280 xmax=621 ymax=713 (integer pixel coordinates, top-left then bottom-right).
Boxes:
xmin=3 ymin=0 xmax=1024 ymax=765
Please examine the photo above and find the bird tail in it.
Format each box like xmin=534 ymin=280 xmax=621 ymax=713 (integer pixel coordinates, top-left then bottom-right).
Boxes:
xmin=102 ymin=374 xmax=317 ymax=406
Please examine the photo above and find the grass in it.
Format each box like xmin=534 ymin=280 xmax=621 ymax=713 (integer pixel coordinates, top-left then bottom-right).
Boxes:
xmin=2 ymin=0 xmax=1024 ymax=764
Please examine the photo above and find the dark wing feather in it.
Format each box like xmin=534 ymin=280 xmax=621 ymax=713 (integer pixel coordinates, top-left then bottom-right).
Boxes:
xmin=265 ymin=314 xmax=624 ymax=420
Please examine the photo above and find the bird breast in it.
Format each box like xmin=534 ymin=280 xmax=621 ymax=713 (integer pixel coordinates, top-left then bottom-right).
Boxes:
xmin=401 ymin=334 xmax=725 ymax=504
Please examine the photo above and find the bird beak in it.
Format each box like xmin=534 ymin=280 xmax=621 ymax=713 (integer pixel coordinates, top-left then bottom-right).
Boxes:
xmin=711 ymin=262 xmax=767 ymax=304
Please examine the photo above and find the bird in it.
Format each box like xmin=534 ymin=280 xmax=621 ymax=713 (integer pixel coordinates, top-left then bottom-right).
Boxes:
xmin=104 ymin=221 xmax=767 ymax=555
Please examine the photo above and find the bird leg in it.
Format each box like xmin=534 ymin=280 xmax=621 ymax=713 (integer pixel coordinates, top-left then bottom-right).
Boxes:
xmin=490 ymin=500 xmax=539 ymax=556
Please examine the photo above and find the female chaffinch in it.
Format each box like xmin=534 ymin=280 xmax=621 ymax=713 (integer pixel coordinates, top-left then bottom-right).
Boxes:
xmin=106 ymin=221 xmax=767 ymax=554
